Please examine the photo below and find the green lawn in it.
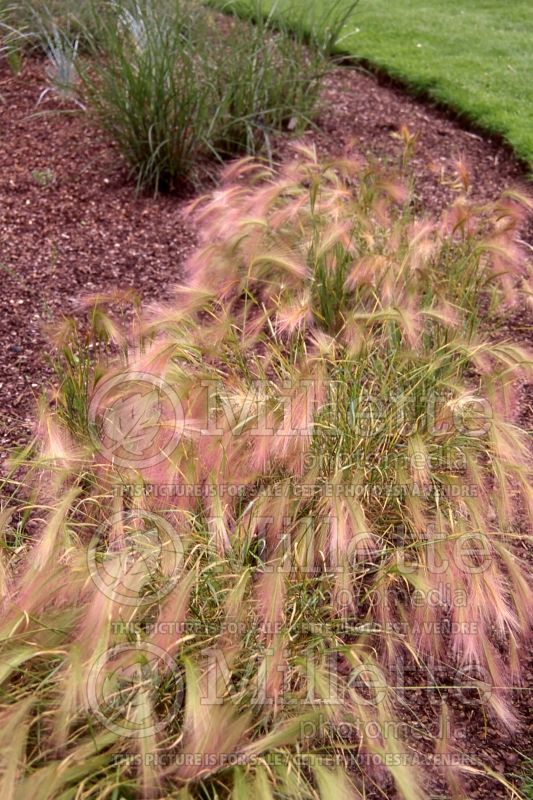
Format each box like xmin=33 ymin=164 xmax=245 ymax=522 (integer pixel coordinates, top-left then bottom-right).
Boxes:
xmin=222 ymin=0 xmax=533 ymax=168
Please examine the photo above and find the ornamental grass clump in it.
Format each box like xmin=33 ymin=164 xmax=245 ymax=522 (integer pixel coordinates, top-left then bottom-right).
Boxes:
xmin=77 ymin=0 xmax=358 ymax=190
xmin=0 ymin=0 xmax=102 ymax=52
xmin=1 ymin=149 xmax=531 ymax=799
xmin=79 ymin=0 xmax=217 ymax=191
xmin=208 ymin=0 xmax=357 ymax=158
xmin=2 ymin=0 xmax=356 ymax=189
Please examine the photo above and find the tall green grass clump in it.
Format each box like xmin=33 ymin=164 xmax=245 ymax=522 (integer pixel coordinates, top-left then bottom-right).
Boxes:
xmin=80 ymin=0 xmax=357 ymax=190
xmin=208 ymin=0 xmax=358 ymax=157
xmin=1 ymin=148 xmax=532 ymax=799
xmin=1 ymin=0 xmax=357 ymax=188
xmin=80 ymin=0 xmax=217 ymax=190
xmin=0 ymin=0 xmax=103 ymax=61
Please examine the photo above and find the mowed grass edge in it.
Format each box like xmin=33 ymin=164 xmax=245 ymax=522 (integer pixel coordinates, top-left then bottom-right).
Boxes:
xmin=213 ymin=0 xmax=533 ymax=169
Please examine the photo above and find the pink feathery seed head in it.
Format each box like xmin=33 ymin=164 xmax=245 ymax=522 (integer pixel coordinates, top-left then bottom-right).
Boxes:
xmin=451 ymin=602 xmax=483 ymax=668
xmin=468 ymin=346 xmax=495 ymax=375
xmin=250 ymin=248 xmax=309 ymax=287
xmin=205 ymin=493 xmax=234 ymax=555
xmin=308 ymin=329 xmax=338 ymax=360
xmin=220 ymin=156 xmax=271 ymax=185
xmin=314 ymin=220 xmax=356 ymax=261
xmin=380 ymin=271 xmax=397 ymax=308
xmin=47 ymin=315 xmax=78 ymax=350
xmin=10 ymin=558 xmax=84 ymax=622
xmin=345 ymin=255 xmax=385 ymax=290
xmin=262 ymin=637 xmax=287 ymax=713
xmin=495 ymin=543 xmax=533 ymax=636
xmin=493 ymin=189 xmax=533 ymax=229
xmin=319 ymin=189 xmax=353 ymax=226
xmin=75 ymin=585 xmax=119 ymax=659
xmin=435 ymin=703 xmax=469 ymax=799
xmin=247 ymin=426 xmax=277 ymax=473
xmin=288 ymin=140 xmax=319 ymax=166
xmin=171 ymin=284 xmax=215 ymax=314
xmin=227 ymin=434 xmax=258 ymax=486
xmin=323 ymin=497 xmax=346 ymax=570
xmin=477 ymin=638 xmax=520 ymax=730
xmin=366 ymin=575 xmax=403 ymax=665
xmin=148 ymin=571 xmax=194 ymax=655
xmin=430 ymin=300 xmax=460 ymax=329
xmin=127 ymin=338 xmax=176 ymax=375
xmin=487 ymin=691 xmax=520 ymax=732
xmin=407 ymin=434 xmax=431 ymax=488
xmin=371 ymin=196 xmax=392 ymax=228
xmin=269 ymin=193 xmax=308 ymax=230
xmin=186 ymin=185 xmax=246 ymax=230
xmin=37 ymin=409 xmax=82 ymax=470
xmin=489 ymin=417 xmax=532 ymax=473
xmin=80 ymin=287 xmax=140 ymax=306
xmin=486 ymin=234 xmax=527 ymax=275
xmin=411 ymin=602 xmax=444 ymax=661
xmin=255 ymin=568 xmax=287 ymax=641
xmin=238 ymin=222 xmax=268 ymax=265
xmin=474 ymin=568 xmax=521 ymax=638
xmin=203 ymin=432 xmax=251 ymax=489
xmin=140 ymin=302 xmax=197 ymax=341
xmin=330 ymin=150 xmax=365 ymax=179
xmin=271 ymin=435 xmax=313 ymax=478
xmin=184 ymin=245 xmax=240 ymax=297
xmin=440 ymin=199 xmax=472 ymax=236
xmin=123 ymin=473 xmax=190 ymax=520
xmin=342 ymin=318 xmax=366 ymax=357
xmin=405 ymin=220 xmax=436 ymax=267
xmin=385 ymin=225 xmax=403 ymax=255
xmin=396 ymin=304 xmax=423 ymax=350
xmin=482 ymin=380 xmax=518 ymax=421
xmin=404 ymin=492 xmax=429 ymax=535
xmin=257 ymin=494 xmax=293 ymax=560
xmin=279 ymin=379 xmax=317 ymax=438
xmin=241 ymin=308 xmax=269 ymax=342
xmin=379 ymin=177 xmax=409 ymax=206
xmin=454 ymin=158 xmax=471 ymax=194
xmin=171 ymin=702 xmax=251 ymax=785
xmin=246 ymin=179 xmax=297 ymax=220
xmin=449 ymin=561 xmax=523 ymax=690
xmin=333 ymin=568 xmax=355 ymax=619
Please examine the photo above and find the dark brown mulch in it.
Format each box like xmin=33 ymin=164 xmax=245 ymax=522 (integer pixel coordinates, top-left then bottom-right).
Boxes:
xmin=1 ymin=60 xmax=532 ymax=462
xmin=0 ymin=59 xmax=201 ymax=460
xmin=315 ymin=66 xmax=533 ymax=221
xmin=0 ymin=57 xmax=531 ymax=799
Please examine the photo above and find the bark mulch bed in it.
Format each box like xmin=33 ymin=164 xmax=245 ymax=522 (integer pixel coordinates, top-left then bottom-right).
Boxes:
xmin=0 ymin=56 xmax=531 ymax=799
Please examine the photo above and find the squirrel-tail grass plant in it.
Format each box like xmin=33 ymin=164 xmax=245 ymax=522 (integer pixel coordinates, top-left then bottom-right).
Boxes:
xmin=1 ymin=148 xmax=531 ymax=799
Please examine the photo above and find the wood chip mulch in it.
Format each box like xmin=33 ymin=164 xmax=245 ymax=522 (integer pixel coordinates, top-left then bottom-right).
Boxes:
xmin=1 ymin=59 xmax=532 ymax=459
